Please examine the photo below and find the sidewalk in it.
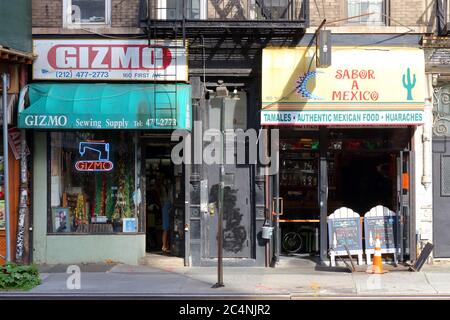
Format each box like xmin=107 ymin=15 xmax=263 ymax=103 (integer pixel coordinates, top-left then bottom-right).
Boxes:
xmin=2 ymin=254 xmax=450 ymax=299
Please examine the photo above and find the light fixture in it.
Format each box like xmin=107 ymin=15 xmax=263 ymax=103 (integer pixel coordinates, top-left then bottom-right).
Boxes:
xmin=231 ymin=88 xmax=240 ymax=101
xmin=232 ymin=94 xmax=240 ymax=101
xmin=215 ymin=79 xmax=229 ymax=97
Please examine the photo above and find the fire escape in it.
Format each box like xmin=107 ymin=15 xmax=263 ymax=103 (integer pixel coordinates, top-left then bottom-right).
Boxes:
xmin=139 ymin=0 xmax=310 ymax=77
xmin=139 ymin=1 xmax=309 ymax=35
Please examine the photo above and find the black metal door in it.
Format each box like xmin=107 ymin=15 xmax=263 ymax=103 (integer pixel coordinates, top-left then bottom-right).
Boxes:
xmin=433 ymin=138 xmax=450 ymax=257
xmin=205 ymin=164 xmax=252 ymax=259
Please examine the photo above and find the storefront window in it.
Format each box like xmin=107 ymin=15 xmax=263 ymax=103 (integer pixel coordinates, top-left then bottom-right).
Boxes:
xmin=49 ymin=131 xmax=139 ymax=234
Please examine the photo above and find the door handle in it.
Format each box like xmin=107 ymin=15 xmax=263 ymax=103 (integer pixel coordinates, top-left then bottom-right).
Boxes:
xmin=272 ymin=197 xmax=283 ymax=216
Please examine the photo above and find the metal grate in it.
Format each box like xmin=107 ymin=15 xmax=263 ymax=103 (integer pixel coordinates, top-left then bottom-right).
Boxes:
xmin=441 ymin=155 xmax=450 ymax=196
xmin=433 ymin=85 xmax=450 ymax=137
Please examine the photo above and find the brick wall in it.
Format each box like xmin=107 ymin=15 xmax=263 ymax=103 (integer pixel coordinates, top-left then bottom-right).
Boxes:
xmin=309 ymin=0 xmax=343 ymax=26
xmin=32 ymin=0 xmax=62 ymax=27
xmin=111 ymin=0 xmax=140 ymax=27
xmin=389 ymin=0 xmax=427 ymax=27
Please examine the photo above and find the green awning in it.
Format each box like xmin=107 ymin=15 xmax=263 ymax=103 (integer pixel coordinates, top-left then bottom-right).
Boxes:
xmin=18 ymin=83 xmax=191 ymax=130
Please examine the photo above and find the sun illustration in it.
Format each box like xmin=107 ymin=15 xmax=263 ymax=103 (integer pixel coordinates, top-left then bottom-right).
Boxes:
xmin=296 ymin=71 xmax=323 ymax=100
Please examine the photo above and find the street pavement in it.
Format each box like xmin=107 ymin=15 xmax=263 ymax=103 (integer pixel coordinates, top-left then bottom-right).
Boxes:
xmin=2 ymin=254 xmax=450 ymax=299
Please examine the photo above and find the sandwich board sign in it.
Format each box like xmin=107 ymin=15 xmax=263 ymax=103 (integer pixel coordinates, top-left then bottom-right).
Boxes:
xmin=363 ymin=205 xmax=399 ymax=265
xmin=327 ymin=207 xmax=363 ymax=266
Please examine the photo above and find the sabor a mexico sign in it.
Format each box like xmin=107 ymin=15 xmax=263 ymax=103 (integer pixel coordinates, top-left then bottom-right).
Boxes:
xmin=261 ymin=47 xmax=425 ymax=126
xmin=33 ymin=39 xmax=188 ymax=81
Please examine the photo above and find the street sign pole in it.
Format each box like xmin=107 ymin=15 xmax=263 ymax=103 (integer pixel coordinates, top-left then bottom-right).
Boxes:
xmin=213 ymin=95 xmax=225 ymax=288
xmin=212 ymin=83 xmax=228 ymax=288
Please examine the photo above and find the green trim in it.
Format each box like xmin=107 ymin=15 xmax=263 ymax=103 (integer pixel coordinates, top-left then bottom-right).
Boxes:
xmin=261 ymin=110 xmax=424 ymax=112
xmin=262 ymin=101 xmax=423 ymax=104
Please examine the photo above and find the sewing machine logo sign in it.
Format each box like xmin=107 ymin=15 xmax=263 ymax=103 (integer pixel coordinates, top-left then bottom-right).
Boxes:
xmin=75 ymin=141 xmax=114 ymax=172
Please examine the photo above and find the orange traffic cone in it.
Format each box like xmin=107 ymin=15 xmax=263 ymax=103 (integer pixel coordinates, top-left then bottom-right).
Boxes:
xmin=367 ymin=235 xmax=388 ymax=274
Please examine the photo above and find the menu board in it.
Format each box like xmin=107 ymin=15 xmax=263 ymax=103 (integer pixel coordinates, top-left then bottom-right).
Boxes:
xmin=364 ymin=216 xmax=397 ymax=250
xmin=327 ymin=217 xmax=362 ymax=252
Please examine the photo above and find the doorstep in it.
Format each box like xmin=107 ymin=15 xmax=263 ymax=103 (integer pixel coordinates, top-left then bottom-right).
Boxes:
xmin=138 ymin=252 xmax=185 ymax=269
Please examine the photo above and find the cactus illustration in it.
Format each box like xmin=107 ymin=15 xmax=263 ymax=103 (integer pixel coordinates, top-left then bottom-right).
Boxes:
xmin=402 ymin=68 xmax=416 ymax=101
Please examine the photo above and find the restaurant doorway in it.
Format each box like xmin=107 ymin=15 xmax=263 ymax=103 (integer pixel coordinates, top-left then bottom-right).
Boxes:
xmin=273 ymin=128 xmax=413 ymax=264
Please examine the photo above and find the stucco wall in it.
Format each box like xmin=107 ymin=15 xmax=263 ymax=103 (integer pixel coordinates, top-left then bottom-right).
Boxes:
xmin=413 ymin=73 xmax=434 ymax=259
xmin=32 ymin=132 xmax=145 ymax=265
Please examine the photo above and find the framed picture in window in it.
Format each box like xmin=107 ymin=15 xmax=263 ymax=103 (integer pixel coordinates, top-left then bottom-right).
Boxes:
xmin=0 ymin=200 xmax=5 ymax=230
xmin=52 ymin=207 xmax=71 ymax=233
xmin=122 ymin=218 xmax=137 ymax=233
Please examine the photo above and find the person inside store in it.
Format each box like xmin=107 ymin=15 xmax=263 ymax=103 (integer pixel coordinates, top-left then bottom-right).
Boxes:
xmin=160 ymin=178 xmax=173 ymax=254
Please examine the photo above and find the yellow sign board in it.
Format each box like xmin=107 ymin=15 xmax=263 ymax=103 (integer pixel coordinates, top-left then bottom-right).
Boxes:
xmin=261 ymin=47 xmax=425 ymax=126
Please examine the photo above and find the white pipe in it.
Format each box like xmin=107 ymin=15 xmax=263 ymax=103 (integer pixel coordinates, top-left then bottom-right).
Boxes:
xmin=421 ymin=99 xmax=432 ymax=190
xmin=422 ymin=73 xmax=434 ymax=190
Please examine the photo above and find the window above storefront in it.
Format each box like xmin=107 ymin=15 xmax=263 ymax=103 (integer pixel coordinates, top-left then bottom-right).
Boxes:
xmin=346 ymin=0 xmax=387 ymax=26
xmin=63 ymin=0 xmax=111 ymax=27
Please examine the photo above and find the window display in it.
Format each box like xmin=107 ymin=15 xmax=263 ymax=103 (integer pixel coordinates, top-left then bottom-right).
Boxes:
xmin=49 ymin=131 xmax=138 ymax=233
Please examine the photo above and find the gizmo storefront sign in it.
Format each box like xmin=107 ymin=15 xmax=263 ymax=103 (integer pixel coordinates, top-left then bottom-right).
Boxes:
xmin=261 ymin=47 xmax=425 ymax=126
xmin=75 ymin=141 xmax=113 ymax=172
xmin=33 ymin=39 xmax=188 ymax=81
xmin=22 ymin=114 xmax=178 ymax=129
